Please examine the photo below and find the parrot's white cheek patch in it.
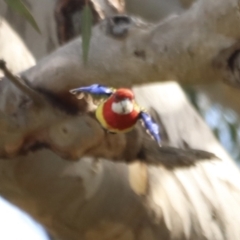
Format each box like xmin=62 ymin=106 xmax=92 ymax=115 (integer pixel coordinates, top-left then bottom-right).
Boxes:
xmin=112 ymin=99 xmax=133 ymax=114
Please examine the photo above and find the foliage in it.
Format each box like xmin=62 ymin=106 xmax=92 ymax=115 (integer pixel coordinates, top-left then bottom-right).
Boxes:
xmin=185 ymin=88 xmax=240 ymax=164
xmin=81 ymin=3 xmax=93 ymax=65
xmin=4 ymin=0 xmax=40 ymax=33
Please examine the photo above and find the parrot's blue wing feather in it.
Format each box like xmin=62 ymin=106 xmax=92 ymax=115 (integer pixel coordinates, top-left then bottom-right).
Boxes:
xmin=139 ymin=111 xmax=161 ymax=145
xmin=70 ymin=84 xmax=114 ymax=96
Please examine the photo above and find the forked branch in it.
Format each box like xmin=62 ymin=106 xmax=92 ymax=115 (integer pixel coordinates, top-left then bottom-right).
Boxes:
xmin=0 ymin=60 xmax=46 ymax=108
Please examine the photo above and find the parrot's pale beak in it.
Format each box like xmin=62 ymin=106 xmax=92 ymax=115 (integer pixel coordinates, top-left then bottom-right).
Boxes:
xmin=111 ymin=98 xmax=133 ymax=115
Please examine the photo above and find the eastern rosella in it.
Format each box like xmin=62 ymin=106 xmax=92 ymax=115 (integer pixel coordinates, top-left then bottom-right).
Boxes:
xmin=70 ymin=84 xmax=161 ymax=145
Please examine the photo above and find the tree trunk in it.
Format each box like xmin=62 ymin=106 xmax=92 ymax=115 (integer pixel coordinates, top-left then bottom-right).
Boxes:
xmin=0 ymin=80 xmax=239 ymax=240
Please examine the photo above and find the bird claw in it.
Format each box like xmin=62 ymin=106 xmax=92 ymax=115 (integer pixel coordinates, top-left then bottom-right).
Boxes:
xmin=76 ymin=92 xmax=85 ymax=99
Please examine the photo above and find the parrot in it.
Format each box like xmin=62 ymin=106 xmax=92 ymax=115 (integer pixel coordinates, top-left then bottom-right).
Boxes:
xmin=70 ymin=84 xmax=161 ymax=145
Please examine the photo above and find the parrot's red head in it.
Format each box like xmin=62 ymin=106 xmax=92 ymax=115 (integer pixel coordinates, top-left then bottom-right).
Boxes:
xmin=110 ymin=88 xmax=135 ymax=115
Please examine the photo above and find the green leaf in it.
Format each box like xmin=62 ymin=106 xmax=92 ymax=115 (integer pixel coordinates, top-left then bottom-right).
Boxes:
xmin=81 ymin=4 xmax=93 ymax=65
xmin=4 ymin=0 xmax=41 ymax=34
xmin=213 ymin=128 xmax=219 ymax=139
xmin=228 ymin=122 xmax=237 ymax=143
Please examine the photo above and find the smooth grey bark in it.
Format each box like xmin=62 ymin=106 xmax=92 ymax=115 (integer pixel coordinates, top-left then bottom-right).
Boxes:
xmin=19 ymin=0 xmax=240 ymax=93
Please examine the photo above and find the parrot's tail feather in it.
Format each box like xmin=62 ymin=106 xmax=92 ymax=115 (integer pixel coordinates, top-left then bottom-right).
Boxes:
xmin=140 ymin=140 xmax=220 ymax=169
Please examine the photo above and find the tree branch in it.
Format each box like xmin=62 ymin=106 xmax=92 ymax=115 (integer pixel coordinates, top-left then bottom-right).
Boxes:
xmin=0 ymin=62 xmax=217 ymax=165
xmin=19 ymin=0 xmax=240 ymax=93
xmin=0 ymin=60 xmax=46 ymax=108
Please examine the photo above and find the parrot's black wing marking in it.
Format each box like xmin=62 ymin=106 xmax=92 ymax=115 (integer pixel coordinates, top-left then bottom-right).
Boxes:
xmin=139 ymin=111 xmax=161 ymax=145
xmin=70 ymin=84 xmax=115 ymax=96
